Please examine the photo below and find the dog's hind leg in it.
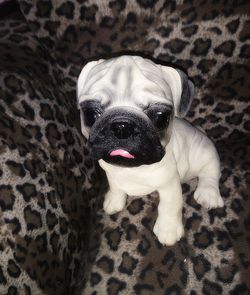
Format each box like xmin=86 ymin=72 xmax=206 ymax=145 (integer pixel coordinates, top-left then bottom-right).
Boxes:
xmin=193 ymin=138 xmax=224 ymax=209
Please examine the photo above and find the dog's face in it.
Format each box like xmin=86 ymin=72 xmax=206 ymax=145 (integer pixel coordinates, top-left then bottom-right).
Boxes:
xmin=77 ymin=56 xmax=194 ymax=167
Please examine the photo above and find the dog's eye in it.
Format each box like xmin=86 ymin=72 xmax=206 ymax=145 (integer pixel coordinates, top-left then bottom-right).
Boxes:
xmin=145 ymin=104 xmax=172 ymax=130
xmin=80 ymin=100 xmax=104 ymax=127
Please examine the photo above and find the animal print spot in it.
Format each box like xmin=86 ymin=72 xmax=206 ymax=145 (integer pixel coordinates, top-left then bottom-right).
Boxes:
xmin=133 ymin=283 xmax=154 ymax=294
xmin=191 ymin=38 xmax=211 ymax=56
xmin=105 ymin=227 xmax=122 ymax=251
xmin=137 ymin=235 xmax=151 ymax=256
xmin=185 ymin=212 xmax=202 ymax=230
xmin=197 ymin=59 xmax=216 ymax=74
xmin=164 ymin=38 xmax=189 ymax=54
xmin=6 ymin=160 xmax=26 ymax=177
xmin=215 ymin=263 xmax=238 ymax=283
xmin=231 ymin=198 xmax=244 ymax=214
xmin=191 ymin=254 xmax=211 ymax=280
xmin=215 ymin=102 xmax=234 ymax=113
xmin=7 ymin=286 xmax=18 ymax=295
xmin=56 ymin=1 xmax=74 ymax=19
xmin=202 ymin=279 xmax=222 ymax=295
xmin=239 ymin=19 xmax=250 ymax=41
xmin=35 ymin=232 xmax=47 ymax=252
xmin=96 ymin=42 xmax=112 ymax=54
xmin=90 ymin=272 xmax=102 ymax=286
xmin=0 ymin=266 xmax=7 ymax=284
xmin=194 ymin=227 xmax=214 ymax=249
xmin=40 ymin=103 xmax=54 ymax=120
xmin=239 ymin=44 xmax=250 ymax=58
xmin=175 ymin=59 xmax=193 ymax=71
xmin=164 ymin=283 xmax=182 ymax=294
xmin=216 ymin=230 xmax=232 ymax=251
xmin=120 ymin=36 xmax=138 ymax=48
xmin=127 ymin=199 xmax=145 ymax=215
xmin=136 ymin=0 xmax=158 ymax=9
xmin=100 ymin=16 xmax=118 ymax=28
xmin=181 ymin=25 xmax=198 ymax=37
xmin=25 ymin=125 xmax=42 ymax=141
xmin=59 ymin=217 xmax=68 ymax=234
xmin=44 ymin=21 xmax=60 ymax=36
xmin=162 ymin=250 xmax=176 ymax=270
xmin=228 ymin=130 xmax=246 ymax=141
xmin=145 ymin=39 xmax=160 ymax=53
xmin=121 ymin=218 xmax=138 ymax=240
xmin=13 ymin=100 xmax=35 ymax=121
xmin=203 ymin=9 xmax=218 ymax=20
xmin=214 ymin=41 xmax=236 ymax=57
xmin=230 ymin=284 xmax=249 ymax=295
xmin=109 ymin=0 xmax=126 ymax=12
xmin=118 ymin=252 xmax=138 ymax=275
xmin=16 ymin=182 xmax=37 ymax=202
xmin=5 ymin=217 xmax=21 ymax=235
xmin=225 ymin=113 xmax=243 ymax=125
xmin=63 ymin=25 xmax=77 ymax=43
xmin=107 ymin=277 xmax=126 ymax=295
xmin=157 ymin=26 xmax=172 ymax=37
xmin=45 ymin=123 xmax=61 ymax=148
xmin=4 ymin=75 xmax=24 ymax=93
xmin=17 ymin=144 xmax=29 ymax=157
xmin=226 ymin=19 xmax=240 ymax=34
xmin=224 ymin=219 xmax=243 ymax=239
xmin=0 ymin=185 xmax=15 ymax=210
xmin=80 ymin=4 xmax=98 ymax=21
xmin=141 ymin=217 xmax=154 ymax=231
xmin=24 ymin=206 xmax=42 ymax=230
xmin=181 ymin=7 xmax=196 ymax=24
xmin=24 ymin=284 xmax=32 ymax=295
xmin=7 ymin=259 xmax=21 ymax=278
xmin=126 ymin=224 xmax=138 ymax=240
xmin=63 ymin=130 xmax=75 ymax=145
xmin=50 ymin=232 xmax=59 ymax=254
xmin=46 ymin=191 xmax=58 ymax=209
xmin=36 ymin=1 xmax=52 ymax=18
xmin=97 ymin=255 xmax=114 ymax=274
xmin=46 ymin=210 xmax=58 ymax=230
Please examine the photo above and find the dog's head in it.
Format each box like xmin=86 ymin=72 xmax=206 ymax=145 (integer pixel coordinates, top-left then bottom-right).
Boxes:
xmin=77 ymin=56 xmax=194 ymax=167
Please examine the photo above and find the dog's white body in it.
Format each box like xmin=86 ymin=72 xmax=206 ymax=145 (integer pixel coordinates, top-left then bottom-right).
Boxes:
xmin=77 ymin=56 xmax=224 ymax=246
xmin=99 ymin=118 xmax=223 ymax=245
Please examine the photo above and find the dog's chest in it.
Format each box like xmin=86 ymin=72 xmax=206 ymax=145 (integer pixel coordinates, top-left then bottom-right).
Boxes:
xmin=99 ymin=153 xmax=175 ymax=196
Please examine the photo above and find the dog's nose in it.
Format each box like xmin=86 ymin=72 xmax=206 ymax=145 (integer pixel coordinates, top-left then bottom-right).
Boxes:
xmin=111 ymin=121 xmax=135 ymax=139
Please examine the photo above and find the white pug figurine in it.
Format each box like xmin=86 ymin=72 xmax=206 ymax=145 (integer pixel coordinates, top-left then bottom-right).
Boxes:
xmin=77 ymin=55 xmax=224 ymax=246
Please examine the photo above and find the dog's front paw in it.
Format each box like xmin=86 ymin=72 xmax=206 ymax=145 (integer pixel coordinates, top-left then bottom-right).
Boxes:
xmin=103 ymin=192 xmax=126 ymax=215
xmin=153 ymin=217 xmax=184 ymax=246
xmin=194 ymin=185 xmax=224 ymax=209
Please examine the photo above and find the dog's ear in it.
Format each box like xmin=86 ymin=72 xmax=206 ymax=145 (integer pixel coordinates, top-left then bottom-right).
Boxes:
xmin=77 ymin=59 xmax=104 ymax=108
xmin=176 ymin=69 xmax=195 ymax=117
xmin=160 ymin=66 xmax=195 ymax=117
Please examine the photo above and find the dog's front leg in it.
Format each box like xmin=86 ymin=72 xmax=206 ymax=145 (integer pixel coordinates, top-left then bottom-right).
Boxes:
xmin=103 ymin=177 xmax=127 ymax=215
xmin=153 ymin=175 xmax=184 ymax=246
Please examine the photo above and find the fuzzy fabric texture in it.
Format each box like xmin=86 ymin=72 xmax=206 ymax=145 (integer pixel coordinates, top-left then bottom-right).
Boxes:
xmin=0 ymin=0 xmax=249 ymax=294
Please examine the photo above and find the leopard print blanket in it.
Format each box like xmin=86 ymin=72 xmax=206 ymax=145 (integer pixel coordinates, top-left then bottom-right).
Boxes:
xmin=0 ymin=1 xmax=249 ymax=294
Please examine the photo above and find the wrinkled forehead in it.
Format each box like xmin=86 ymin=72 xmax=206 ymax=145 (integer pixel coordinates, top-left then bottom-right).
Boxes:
xmin=79 ymin=57 xmax=173 ymax=108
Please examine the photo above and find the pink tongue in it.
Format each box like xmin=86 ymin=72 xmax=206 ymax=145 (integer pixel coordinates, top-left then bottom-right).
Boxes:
xmin=110 ymin=149 xmax=135 ymax=159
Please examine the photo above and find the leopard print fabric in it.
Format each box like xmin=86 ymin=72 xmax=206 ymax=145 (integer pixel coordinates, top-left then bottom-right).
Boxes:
xmin=0 ymin=12 xmax=99 ymax=294
xmin=18 ymin=0 xmax=250 ymax=142
xmin=1 ymin=0 xmax=249 ymax=294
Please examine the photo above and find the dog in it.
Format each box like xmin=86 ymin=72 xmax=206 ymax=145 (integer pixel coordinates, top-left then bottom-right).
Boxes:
xmin=77 ymin=55 xmax=224 ymax=246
